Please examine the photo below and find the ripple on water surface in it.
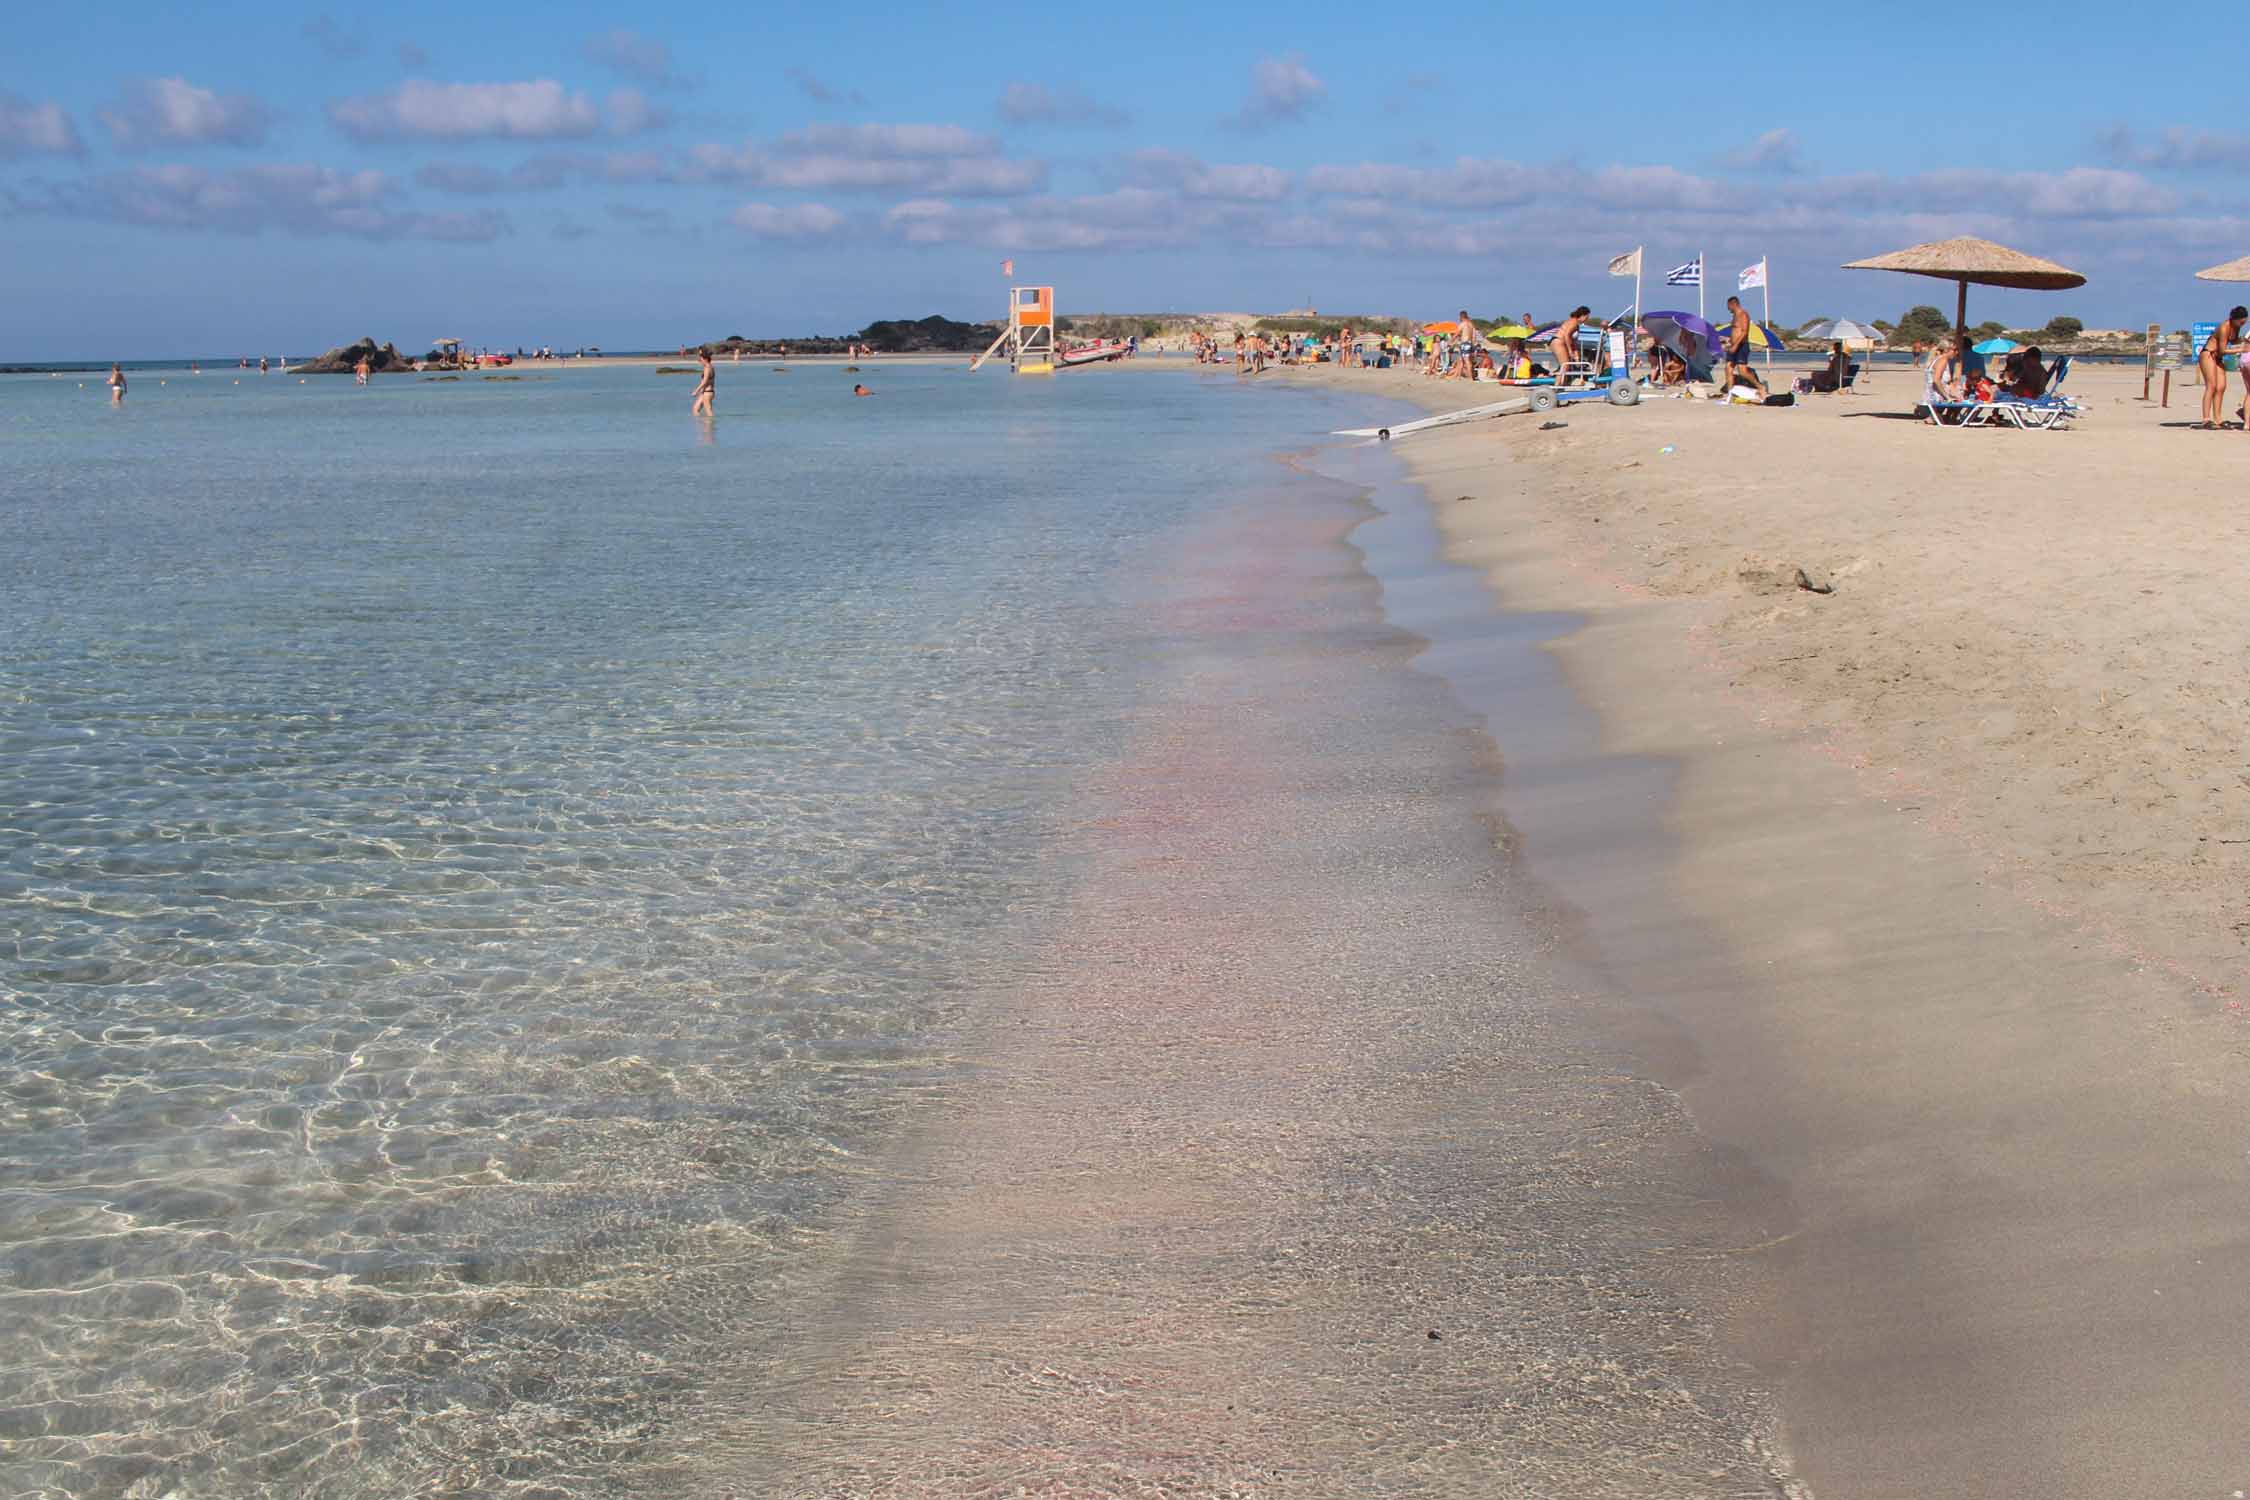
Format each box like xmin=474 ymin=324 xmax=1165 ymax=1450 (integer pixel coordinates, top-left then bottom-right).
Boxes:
xmin=0 ymin=365 xmax=1337 ymax=1494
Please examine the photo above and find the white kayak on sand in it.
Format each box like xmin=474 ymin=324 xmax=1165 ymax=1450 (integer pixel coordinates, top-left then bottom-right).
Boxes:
xmin=1330 ymin=394 xmax=1534 ymax=439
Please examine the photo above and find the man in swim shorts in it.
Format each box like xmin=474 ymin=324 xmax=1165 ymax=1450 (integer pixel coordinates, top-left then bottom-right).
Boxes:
xmin=1724 ymin=296 xmax=1767 ymax=398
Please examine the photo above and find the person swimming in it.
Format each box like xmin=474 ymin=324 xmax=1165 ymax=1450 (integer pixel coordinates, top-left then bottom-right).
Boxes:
xmin=852 ymin=384 xmax=871 ymax=396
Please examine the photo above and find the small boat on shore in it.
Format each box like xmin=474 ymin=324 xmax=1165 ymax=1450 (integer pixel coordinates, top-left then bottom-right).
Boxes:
xmin=1057 ymin=340 xmax=1130 ymax=368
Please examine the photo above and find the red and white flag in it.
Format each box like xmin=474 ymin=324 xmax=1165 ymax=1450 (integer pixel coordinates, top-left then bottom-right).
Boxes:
xmin=1001 ymin=259 xmax=1014 ymax=277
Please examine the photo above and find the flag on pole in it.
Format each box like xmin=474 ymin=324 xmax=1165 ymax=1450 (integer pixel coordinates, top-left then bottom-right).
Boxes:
xmin=1666 ymin=256 xmax=1703 ymax=287
xmin=1738 ymin=259 xmax=1767 ymax=291
xmin=1608 ymin=248 xmax=1642 ymax=278
xmin=1001 ymin=259 xmax=1014 ymax=277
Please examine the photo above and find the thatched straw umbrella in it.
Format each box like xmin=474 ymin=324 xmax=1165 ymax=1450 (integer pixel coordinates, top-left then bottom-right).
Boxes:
xmin=1842 ymin=236 xmax=2085 ymax=344
xmin=2195 ymin=255 xmax=2250 ymax=282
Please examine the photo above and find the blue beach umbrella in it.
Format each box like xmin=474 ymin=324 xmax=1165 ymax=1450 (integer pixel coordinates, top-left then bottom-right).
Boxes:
xmin=1972 ymin=336 xmax=2020 ymax=354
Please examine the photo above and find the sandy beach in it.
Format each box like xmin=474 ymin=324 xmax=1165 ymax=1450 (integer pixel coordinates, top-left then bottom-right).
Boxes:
xmin=1252 ymin=357 xmax=2250 ymax=1494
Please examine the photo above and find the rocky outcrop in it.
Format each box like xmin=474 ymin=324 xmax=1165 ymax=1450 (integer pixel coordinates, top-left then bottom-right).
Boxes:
xmin=296 ymin=337 xmax=415 ymax=374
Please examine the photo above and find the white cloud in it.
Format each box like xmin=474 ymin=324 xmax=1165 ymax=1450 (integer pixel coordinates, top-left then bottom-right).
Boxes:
xmin=684 ymin=125 xmax=1042 ymax=196
xmin=787 ymin=67 xmax=865 ymax=107
xmin=582 ymin=29 xmax=680 ymax=87
xmin=731 ymin=200 xmax=846 ymax=238
xmin=883 ymin=187 xmax=1187 ymax=251
xmin=605 ymin=88 xmax=669 ymax=135
xmin=416 ymin=150 xmax=678 ymax=194
xmin=1587 ymin=164 xmax=1720 ymax=210
xmin=327 ymin=80 xmax=607 ymax=142
xmin=18 ymin=161 xmax=507 ymax=240
xmin=1303 ymin=157 xmax=1544 ymax=207
xmin=1121 ymin=148 xmax=1290 ymax=201
xmin=777 ymin=122 xmax=997 ymax=158
xmin=98 ymin=77 xmax=274 ymax=151
xmin=1233 ymin=53 xmax=1325 ymax=127
xmin=0 ymin=92 xmax=84 ymax=158
xmin=1719 ymin=128 xmax=1805 ymax=174
xmin=997 ymin=82 xmax=1127 ymax=128
xmin=2097 ymin=123 xmax=2250 ymax=170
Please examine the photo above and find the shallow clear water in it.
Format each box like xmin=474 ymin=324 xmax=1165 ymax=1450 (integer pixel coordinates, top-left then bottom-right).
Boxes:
xmin=0 ymin=362 xmax=1364 ymax=1497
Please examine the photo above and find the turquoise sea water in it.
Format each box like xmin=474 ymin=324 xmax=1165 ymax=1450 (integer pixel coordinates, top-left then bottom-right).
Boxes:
xmin=0 ymin=363 xmax=1370 ymax=1496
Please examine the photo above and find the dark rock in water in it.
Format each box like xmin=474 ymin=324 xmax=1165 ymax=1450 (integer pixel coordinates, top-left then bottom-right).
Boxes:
xmin=296 ymin=337 xmax=415 ymax=374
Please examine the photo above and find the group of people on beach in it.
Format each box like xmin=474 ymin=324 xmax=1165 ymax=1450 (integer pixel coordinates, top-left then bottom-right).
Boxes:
xmin=1926 ymin=337 xmax=2054 ymax=409
xmin=1190 ymin=292 xmax=1774 ymax=399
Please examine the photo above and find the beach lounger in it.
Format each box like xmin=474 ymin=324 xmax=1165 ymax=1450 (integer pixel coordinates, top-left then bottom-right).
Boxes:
xmin=1988 ymin=358 xmax=2082 ymax=429
xmin=1922 ymin=374 xmax=1993 ymax=427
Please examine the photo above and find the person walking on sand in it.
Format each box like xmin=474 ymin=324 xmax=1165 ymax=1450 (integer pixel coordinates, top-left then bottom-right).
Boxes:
xmin=2201 ymin=307 xmax=2247 ymax=429
xmin=691 ymin=347 xmax=716 ymax=417
xmin=1723 ymin=296 xmax=1767 ymax=399
xmin=107 ymin=363 xmax=126 ymax=404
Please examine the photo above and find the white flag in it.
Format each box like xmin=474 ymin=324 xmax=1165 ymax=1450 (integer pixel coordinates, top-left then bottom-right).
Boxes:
xmin=1608 ymin=248 xmax=1642 ymax=278
xmin=1739 ymin=259 xmax=1767 ymax=290
xmin=1666 ymin=256 xmax=1702 ymax=287
xmin=1001 ymin=258 xmax=1014 ymax=277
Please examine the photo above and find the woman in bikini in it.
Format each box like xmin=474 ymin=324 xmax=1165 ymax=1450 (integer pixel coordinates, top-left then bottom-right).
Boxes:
xmin=2200 ymin=307 xmax=2246 ymax=429
xmin=1550 ymin=307 xmax=1589 ymax=386
xmin=691 ymin=347 xmax=715 ymax=416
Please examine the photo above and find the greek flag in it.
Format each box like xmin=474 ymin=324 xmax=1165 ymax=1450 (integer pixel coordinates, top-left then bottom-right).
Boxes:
xmin=1666 ymin=256 xmax=1702 ymax=288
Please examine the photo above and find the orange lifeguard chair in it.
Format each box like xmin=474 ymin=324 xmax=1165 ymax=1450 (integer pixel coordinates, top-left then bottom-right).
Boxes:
xmin=971 ymin=285 xmax=1058 ymax=374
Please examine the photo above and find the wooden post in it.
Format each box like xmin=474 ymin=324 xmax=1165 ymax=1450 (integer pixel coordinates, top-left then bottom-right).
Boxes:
xmin=2143 ymin=322 xmax=2159 ymax=400
xmin=2162 ymin=369 xmax=2172 ymax=407
xmin=1955 ymin=279 xmax=1968 ymax=347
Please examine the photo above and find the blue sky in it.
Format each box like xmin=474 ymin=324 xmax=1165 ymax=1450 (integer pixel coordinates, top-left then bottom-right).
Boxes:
xmin=6 ymin=1 xmax=2249 ymax=357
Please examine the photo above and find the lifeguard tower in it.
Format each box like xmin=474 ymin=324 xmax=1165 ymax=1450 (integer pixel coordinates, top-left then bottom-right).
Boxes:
xmin=971 ymin=286 xmax=1057 ymax=374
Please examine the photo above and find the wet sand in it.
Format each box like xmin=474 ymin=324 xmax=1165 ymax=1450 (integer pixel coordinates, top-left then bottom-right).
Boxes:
xmin=1272 ymin=360 xmax=2250 ymax=1495
xmin=652 ymin=434 xmax=1801 ymax=1494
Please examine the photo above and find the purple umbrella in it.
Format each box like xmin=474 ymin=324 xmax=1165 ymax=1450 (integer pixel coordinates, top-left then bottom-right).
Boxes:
xmin=1640 ymin=309 xmax=1721 ymax=380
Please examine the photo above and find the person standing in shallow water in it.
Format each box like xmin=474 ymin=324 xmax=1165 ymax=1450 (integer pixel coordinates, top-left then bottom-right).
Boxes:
xmin=691 ymin=347 xmax=716 ymax=417
xmin=107 ymin=364 xmax=125 ymax=404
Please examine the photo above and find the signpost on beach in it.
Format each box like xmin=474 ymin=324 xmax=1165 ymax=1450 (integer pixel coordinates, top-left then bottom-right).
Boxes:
xmin=2143 ymin=322 xmax=2161 ymax=400
xmin=2155 ymin=327 xmax=2198 ymax=407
